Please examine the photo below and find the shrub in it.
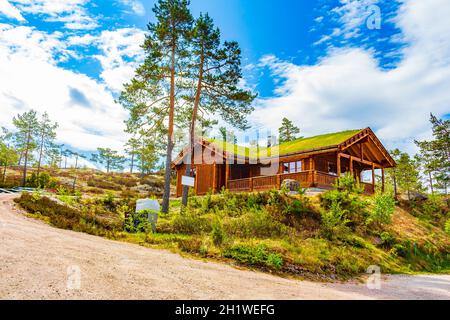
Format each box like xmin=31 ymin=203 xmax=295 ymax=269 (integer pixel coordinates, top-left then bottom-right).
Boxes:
xmin=178 ymin=238 xmax=208 ymax=256
xmin=445 ymin=219 xmax=450 ymax=235
xmin=421 ymin=194 xmax=447 ymax=220
xmin=223 ymin=244 xmax=283 ymax=270
xmin=172 ymin=210 xmax=212 ymax=234
xmin=124 ymin=209 xmax=156 ymax=233
xmin=334 ymin=173 xmax=364 ymax=194
xmin=320 ymin=199 xmax=349 ymax=240
xmin=87 ymin=178 xmax=122 ymax=190
xmin=367 ymin=192 xmax=396 ymax=226
xmin=225 ymin=208 xmax=289 ymax=239
xmin=211 ymin=220 xmax=226 ymax=247
xmin=379 ymin=231 xmax=396 ymax=248
xmin=320 ymin=189 xmax=368 ymax=227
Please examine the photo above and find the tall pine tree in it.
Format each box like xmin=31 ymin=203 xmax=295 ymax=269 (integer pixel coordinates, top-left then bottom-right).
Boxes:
xmin=180 ymin=13 xmax=256 ymax=207
xmin=13 ymin=110 xmax=39 ymax=186
xmin=120 ymin=0 xmax=193 ymax=213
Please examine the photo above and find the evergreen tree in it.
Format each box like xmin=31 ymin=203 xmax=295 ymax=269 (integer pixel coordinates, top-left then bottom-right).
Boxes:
xmin=12 ymin=110 xmax=39 ymax=186
xmin=36 ymin=112 xmax=58 ymax=179
xmin=415 ymin=114 xmax=450 ymax=194
xmin=125 ymin=137 xmax=140 ymax=173
xmin=278 ymin=117 xmax=300 ymax=143
xmin=120 ymin=0 xmax=193 ymax=213
xmin=181 ymin=13 xmax=256 ymax=207
xmin=91 ymin=148 xmax=125 ymax=173
xmin=0 ymin=131 xmax=18 ymax=184
xmin=396 ymin=152 xmax=422 ymax=200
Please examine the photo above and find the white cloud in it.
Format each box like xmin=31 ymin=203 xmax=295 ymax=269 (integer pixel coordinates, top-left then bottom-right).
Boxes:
xmin=12 ymin=0 xmax=98 ymax=30
xmin=252 ymin=0 xmax=450 ymax=154
xmin=0 ymin=0 xmax=25 ymax=21
xmin=119 ymin=0 xmax=145 ymax=16
xmin=0 ymin=24 xmax=129 ymax=152
xmin=69 ymin=28 xmax=146 ymax=93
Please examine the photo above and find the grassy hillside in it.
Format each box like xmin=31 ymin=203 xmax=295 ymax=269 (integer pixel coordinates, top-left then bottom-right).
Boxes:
xmin=14 ymin=175 xmax=450 ymax=281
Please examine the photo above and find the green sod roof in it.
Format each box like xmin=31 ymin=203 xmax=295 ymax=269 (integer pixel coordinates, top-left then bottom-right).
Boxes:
xmin=207 ymin=129 xmax=362 ymax=159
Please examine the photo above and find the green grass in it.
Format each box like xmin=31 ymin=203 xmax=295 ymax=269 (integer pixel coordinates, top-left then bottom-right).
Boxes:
xmin=208 ymin=129 xmax=362 ymax=159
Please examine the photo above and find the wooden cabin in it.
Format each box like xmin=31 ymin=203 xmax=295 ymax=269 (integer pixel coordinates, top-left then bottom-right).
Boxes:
xmin=172 ymin=128 xmax=395 ymax=196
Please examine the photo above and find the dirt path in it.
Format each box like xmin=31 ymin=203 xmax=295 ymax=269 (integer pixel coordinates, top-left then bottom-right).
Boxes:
xmin=0 ymin=194 xmax=449 ymax=300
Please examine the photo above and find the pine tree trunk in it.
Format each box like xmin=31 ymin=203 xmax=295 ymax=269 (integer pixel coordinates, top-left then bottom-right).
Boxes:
xmin=162 ymin=43 xmax=176 ymax=214
xmin=36 ymin=131 xmax=45 ymax=180
xmin=393 ymin=170 xmax=398 ymax=200
xmin=428 ymin=171 xmax=434 ymax=194
xmin=130 ymin=153 xmax=134 ymax=174
xmin=181 ymin=50 xmax=205 ymax=208
xmin=2 ymin=164 xmax=7 ymax=183
xmin=22 ymin=129 xmax=32 ymax=187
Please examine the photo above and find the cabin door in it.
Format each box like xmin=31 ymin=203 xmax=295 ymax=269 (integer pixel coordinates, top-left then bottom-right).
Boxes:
xmin=195 ymin=165 xmax=214 ymax=195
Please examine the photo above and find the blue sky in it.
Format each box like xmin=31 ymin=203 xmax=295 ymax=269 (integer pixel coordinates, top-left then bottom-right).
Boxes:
xmin=1 ymin=0 xmax=449 ymax=167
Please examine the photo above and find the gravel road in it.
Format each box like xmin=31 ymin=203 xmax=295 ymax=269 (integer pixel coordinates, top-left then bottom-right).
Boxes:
xmin=1 ymin=194 xmax=448 ymax=300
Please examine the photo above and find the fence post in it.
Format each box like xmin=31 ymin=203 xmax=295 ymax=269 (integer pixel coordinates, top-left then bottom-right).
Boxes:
xmin=249 ymin=177 xmax=253 ymax=191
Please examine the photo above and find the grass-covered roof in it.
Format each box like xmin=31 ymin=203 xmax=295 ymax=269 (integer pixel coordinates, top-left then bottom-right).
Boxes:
xmin=207 ymin=129 xmax=362 ymax=159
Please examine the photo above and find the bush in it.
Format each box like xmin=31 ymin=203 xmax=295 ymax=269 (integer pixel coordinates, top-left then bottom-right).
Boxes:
xmin=320 ymin=189 xmax=368 ymax=227
xmin=334 ymin=173 xmax=364 ymax=194
xmin=211 ymin=220 xmax=225 ymax=246
xmin=124 ymin=209 xmax=157 ymax=233
xmin=178 ymin=238 xmax=208 ymax=256
xmin=27 ymin=172 xmax=57 ymax=188
xmin=320 ymin=199 xmax=349 ymax=240
xmin=172 ymin=210 xmax=212 ymax=234
xmin=225 ymin=208 xmax=289 ymax=239
xmin=445 ymin=219 xmax=450 ymax=235
xmin=367 ymin=192 xmax=396 ymax=226
xmin=87 ymin=178 xmax=122 ymax=190
xmin=223 ymin=244 xmax=283 ymax=270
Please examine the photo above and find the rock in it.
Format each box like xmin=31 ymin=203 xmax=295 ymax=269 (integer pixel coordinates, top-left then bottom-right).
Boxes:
xmin=281 ymin=179 xmax=300 ymax=192
xmin=398 ymin=191 xmax=428 ymax=201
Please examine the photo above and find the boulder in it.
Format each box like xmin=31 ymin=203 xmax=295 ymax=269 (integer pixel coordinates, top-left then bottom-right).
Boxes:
xmin=398 ymin=191 xmax=428 ymax=201
xmin=281 ymin=179 xmax=300 ymax=192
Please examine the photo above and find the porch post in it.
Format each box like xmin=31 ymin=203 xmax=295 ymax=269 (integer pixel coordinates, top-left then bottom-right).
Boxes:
xmin=371 ymin=163 xmax=375 ymax=193
xmin=225 ymin=160 xmax=230 ymax=190
xmin=337 ymin=153 xmax=341 ymax=177
xmin=349 ymin=156 xmax=354 ymax=178
xmin=212 ymin=162 xmax=217 ymax=194
xmin=381 ymin=167 xmax=385 ymax=193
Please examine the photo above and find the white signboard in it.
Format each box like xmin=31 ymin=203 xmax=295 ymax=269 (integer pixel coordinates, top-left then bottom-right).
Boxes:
xmin=136 ymin=199 xmax=160 ymax=213
xmin=181 ymin=175 xmax=195 ymax=187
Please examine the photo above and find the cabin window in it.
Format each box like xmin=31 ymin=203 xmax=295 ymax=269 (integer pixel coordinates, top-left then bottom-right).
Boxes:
xmin=327 ymin=162 xmax=337 ymax=176
xmin=283 ymin=161 xmax=302 ymax=173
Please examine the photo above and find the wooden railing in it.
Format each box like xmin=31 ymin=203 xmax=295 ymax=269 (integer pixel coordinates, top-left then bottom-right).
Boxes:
xmin=252 ymin=175 xmax=278 ymax=191
xmin=279 ymin=171 xmax=314 ymax=188
xmin=315 ymin=171 xmax=338 ymax=189
xmin=227 ymin=170 xmax=375 ymax=194
xmin=227 ymin=178 xmax=251 ymax=192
